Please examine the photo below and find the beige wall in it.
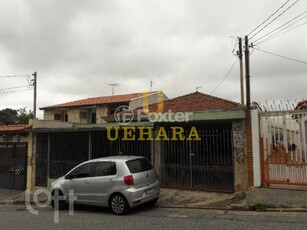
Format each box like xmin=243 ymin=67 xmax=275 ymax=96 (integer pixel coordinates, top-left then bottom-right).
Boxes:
xmin=67 ymin=108 xmax=81 ymax=123
xmin=43 ymin=110 xmax=54 ymax=120
xmin=233 ymin=119 xmax=249 ymax=192
xmin=43 ymin=106 xmax=109 ymax=124
xmin=97 ymin=105 xmax=108 ymax=123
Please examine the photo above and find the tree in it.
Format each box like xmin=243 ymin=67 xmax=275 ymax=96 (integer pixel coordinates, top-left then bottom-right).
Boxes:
xmin=0 ymin=108 xmax=33 ymax=125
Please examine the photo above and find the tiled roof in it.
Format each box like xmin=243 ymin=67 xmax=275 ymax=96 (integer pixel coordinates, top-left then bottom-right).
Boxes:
xmin=0 ymin=124 xmax=32 ymax=133
xmin=41 ymin=92 xmax=147 ymax=109
xmin=295 ymin=100 xmax=307 ymax=110
xmin=134 ymin=91 xmax=242 ymax=113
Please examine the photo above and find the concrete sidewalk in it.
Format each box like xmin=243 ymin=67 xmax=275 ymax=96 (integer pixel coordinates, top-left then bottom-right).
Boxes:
xmin=245 ymin=187 xmax=307 ymax=209
xmin=0 ymin=188 xmax=24 ymax=204
xmin=0 ymin=187 xmax=306 ymax=212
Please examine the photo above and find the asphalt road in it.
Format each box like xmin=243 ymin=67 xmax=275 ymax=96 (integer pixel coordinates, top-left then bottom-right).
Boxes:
xmin=0 ymin=204 xmax=307 ymax=230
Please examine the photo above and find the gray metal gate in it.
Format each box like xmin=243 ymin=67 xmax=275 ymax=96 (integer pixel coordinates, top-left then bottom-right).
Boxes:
xmin=35 ymin=130 xmax=152 ymax=186
xmin=0 ymin=142 xmax=28 ymax=190
xmin=160 ymin=124 xmax=234 ymax=192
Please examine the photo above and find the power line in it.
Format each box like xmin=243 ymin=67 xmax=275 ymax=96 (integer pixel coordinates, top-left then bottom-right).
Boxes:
xmin=210 ymin=59 xmax=238 ymax=95
xmin=231 ymin=37 xmax=239 ymax=56
xmin=0 ymin=74 xmax=29 ymax=78
xmin=255 ymin=19 xmax=307 ymax=45
xmin=249 ymin=0 xmax=300 ymax=40
xmin=251 ymin=11 xmax=307 ymax=44
xmin=0 ymin=88 xmax=32 ymax=94
xmin=253 ymin=47 xmax=307 ymax=65
xmin=248 ymin=0 xmax=291 ymax=36
xmin=0 ymin=85 xmax=30 ymax=91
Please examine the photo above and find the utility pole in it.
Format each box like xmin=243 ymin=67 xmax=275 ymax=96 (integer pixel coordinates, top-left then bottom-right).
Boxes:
xmin=32 ymin=72 xmax=37 ymax=119
xmin=150 ymin=80 xmax=153 ymax=92
xmin=244 ymin=36 xmax=251 ymax=109
xmin=238 ymin=37 xmax=244 ymax=105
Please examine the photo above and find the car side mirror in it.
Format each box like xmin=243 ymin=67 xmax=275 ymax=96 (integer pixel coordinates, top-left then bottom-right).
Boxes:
xmin=65 ymin=174 xmax=73 ymax=180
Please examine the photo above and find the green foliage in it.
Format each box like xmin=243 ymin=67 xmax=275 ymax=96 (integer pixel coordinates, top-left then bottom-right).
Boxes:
xmin=0 ymin=107 xmax=33 ymax=125
xmin=250 ymin=203 xmax=276 ymax=211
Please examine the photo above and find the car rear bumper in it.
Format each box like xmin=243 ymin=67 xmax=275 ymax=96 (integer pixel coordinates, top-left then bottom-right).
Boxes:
xmin=121 ymin=180 xmax=160 ymax=208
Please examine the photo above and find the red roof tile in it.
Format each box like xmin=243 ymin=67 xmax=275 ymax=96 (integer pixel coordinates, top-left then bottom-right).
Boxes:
xmin=41 ymin=92 xmax=148 ymax=109
xmin=295 ymin=100 xmax=307 ymax=110
xmin=135 ymin=92 xmax=242 ymax=113
xmin=0 ymin=124 xmax=32 ymax=132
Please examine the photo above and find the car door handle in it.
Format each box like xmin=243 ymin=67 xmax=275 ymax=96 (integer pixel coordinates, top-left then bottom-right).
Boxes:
xmin=84 ymin=180 xmax=90 ymax=184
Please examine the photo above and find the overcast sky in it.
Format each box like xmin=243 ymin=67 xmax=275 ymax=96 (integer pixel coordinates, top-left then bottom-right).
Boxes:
xmin=0 ymin=0 xmax=306 ymax=118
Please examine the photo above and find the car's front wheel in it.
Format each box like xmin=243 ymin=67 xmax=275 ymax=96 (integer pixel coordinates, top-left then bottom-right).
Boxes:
xmin=109 ymin=194 xmax=129 ymax=215
xmin=51 ymin=190 xmax=67 ymax=210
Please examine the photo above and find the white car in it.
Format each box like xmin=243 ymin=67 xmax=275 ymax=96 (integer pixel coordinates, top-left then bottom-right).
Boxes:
xmin=50 ymin=156 xmax=160 ymax=215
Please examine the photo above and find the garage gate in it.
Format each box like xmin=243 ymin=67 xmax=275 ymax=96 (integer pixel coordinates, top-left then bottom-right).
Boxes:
xmin=160 ymin=122 xmax=234 ymax=193
xmin=35 ymin=130 xmax=151 ymax=186
xmin=0 ymin=142 xmax=27 ymax=190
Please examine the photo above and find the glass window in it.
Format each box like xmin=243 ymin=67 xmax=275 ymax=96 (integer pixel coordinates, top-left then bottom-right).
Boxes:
xmin=94 ymin=162 xmax=116 ymax=177
xmin=70 ymin=163 xmax=92 ymax=179
xmin=54 ymin=114 xmax=61 ymax=121
xmin=126 ymin=158 xmax=153 ymax=173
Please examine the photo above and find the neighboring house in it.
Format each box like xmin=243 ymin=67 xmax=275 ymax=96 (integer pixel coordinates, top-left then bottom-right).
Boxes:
xmin=0 ymin=124 xmax=33 ymax=190
xmin=40 ymin=91 xmax=167 ymax=124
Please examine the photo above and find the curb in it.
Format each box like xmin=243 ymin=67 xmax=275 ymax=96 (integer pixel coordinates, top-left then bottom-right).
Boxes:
xmin=264 ymin=208 xmax=307 ymax=213
xmin=157 ymin=204 xmax=231 ymax=210
xmin=2 ymin=199 xmax=307 ymax=213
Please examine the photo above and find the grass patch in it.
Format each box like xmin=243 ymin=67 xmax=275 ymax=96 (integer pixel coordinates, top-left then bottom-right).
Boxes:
xmin=279 ymin=205 xmax=292 ymax=209
xmin=250 ymin=203 xmax=276 ymax=211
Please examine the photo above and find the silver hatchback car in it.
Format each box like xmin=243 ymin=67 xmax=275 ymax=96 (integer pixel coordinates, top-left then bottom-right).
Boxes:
xmin=49 ymin=156 xmax=160 ymax=215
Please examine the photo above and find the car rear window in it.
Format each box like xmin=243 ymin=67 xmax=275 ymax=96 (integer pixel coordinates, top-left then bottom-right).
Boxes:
xmin=126 ymin=158 xmax=153 ymax=173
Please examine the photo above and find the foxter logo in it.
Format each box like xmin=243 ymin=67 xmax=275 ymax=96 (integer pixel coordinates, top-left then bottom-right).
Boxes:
xmin=113 ymin=91 xmax=193 ymax=125
xmin=142 ymin=91 xmax=164 ymax=114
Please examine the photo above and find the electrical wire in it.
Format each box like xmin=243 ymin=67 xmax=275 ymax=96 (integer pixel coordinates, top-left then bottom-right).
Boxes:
xmin=254 ymin=20 xmax=307 ymax=45
xmin=253 ymin=47 xmax=307 ymax=65
xmin=231 ymin=37 xmax=239 ymax=56
xmin=248 ymin=0 xmax=291 ymax=36
xmin=210 ymin=59 xmax=238 ymax=95
xmin=0 ymin=85 xmax=31 ymax=91
xmin=0 ymin=88 xmax=32 ymax=94
xmin=251 ymin=11 xmax=307 ymax=44
xmin=249 ymin=0 xmax=300 ymax=40
xmin=0 ymin=74 xmax=29 ymax=78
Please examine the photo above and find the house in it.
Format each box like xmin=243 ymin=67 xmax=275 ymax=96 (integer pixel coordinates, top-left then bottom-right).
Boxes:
xmin=34 ymin=91 xmax=249 ymax=193
xmin=0 ymin=123 xmax=33 ymax=190
xmin=40 ymin=91 xmax=168 ymax=124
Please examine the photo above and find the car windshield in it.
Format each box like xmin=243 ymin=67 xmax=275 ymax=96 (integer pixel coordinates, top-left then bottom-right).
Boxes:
xmin=126 ymin=158 xmax=153 ymax=173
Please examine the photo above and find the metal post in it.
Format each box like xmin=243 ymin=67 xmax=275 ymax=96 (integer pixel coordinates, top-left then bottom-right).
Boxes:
xmin=32 ymin=72 xmax=37 ymax=119
xmin=189 ymin=139 xmax=193 ymax=188
xmin=238 ymin=38 xmax=244 ymax=105
xmin=244 ymin=36 xmax=251 ymax=109
xmin=47 ymin=133 xmax=50 ymax=184
xmin=88 ymin=132 xmax=92 ymax=160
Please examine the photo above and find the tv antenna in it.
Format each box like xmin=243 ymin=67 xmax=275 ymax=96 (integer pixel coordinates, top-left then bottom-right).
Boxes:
xmin=150 ymin=80 xmax=153 ymax=92
xmin=196 ymin=86 xmax=202 ymax=92
xmin=108 ymin=83 xmax=119 ymax=95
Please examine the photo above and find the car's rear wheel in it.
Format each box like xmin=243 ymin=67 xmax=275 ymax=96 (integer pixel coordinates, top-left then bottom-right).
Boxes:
xmin=109 ymin=194 xmax=129 ymax=215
